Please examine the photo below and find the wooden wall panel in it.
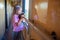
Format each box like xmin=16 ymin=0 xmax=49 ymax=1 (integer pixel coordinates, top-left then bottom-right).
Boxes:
xmin=47 ymin=0 xmax=60 ymax=39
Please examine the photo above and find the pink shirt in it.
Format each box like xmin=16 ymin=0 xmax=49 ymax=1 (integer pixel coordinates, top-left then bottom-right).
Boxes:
xmin=13 ymin=14 xmax=24 ymax=32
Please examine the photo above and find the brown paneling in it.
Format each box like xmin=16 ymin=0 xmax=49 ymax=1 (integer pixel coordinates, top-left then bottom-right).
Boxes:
xmin=30 ymin=0 xmax=60 ymax=39
xmin=30 ymin=0 xmax=49 ymax=36
xmin=47 ymin=0 xmax=60 ymax=39
xmin=31 ymin=0 xmax=48 ymax=29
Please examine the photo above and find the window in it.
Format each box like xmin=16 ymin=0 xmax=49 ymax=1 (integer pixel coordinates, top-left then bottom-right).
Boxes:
xmin=25 ymin=0 xmax=29 ymax=19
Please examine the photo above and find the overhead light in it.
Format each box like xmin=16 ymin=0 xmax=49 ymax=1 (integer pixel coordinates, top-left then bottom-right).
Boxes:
xmin=39 ymin=2 xmax=48 ymax=9
xmin=0 ymin=3 xmax=4 ymax=9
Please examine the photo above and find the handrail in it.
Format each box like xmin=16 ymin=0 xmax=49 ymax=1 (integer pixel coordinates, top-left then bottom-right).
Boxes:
xmin=24 ymin=18 xmax=53 ymax=40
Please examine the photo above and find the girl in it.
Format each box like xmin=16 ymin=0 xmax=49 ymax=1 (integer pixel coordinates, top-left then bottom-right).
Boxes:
xmin=12 ymin=5 xmax=24 ymax=40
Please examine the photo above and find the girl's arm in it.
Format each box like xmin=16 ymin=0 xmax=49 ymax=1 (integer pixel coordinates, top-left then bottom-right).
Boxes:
xmin=18 ymin=19 xmax=23 ymax=25
xmin=13 ymin=15 xmax=19 ymax=26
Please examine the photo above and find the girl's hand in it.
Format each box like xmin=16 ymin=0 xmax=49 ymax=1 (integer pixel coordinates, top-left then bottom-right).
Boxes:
xmin=22 ymin=18 xmax=25 ymax=22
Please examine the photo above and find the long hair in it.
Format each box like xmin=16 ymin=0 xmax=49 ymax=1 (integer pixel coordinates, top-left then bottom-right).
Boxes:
xmin=12 ymin=6 xmax=18 ymax=15
xmin=11 ymin=7 xmax=16 ymax=24
xmin=11 ymin=6 xmax=19 ymax=23
xmin=12 ymin=5 xmax=21 ymax=16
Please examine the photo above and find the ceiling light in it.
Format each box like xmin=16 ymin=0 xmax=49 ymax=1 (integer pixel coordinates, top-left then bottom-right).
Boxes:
xmin=39 ymin=2 xmax=48 ymax=9
xmin=35 ymin=5 xmax=38 ymax=9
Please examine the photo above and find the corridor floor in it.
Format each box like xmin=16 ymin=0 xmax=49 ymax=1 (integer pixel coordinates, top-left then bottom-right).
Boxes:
xmin=1 ymin=23 xmax=52 ymax=40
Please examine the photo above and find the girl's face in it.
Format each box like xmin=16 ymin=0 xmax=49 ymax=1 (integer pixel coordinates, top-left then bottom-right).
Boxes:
xmin=17 ymin=8 xmax=22 ymax=14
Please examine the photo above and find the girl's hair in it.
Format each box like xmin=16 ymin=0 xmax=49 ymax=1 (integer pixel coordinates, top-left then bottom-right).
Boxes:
xmin=11 ymin=5 xmax=22 ymax=23
xmin=13 ymin=5 xmax=22 ymax=15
